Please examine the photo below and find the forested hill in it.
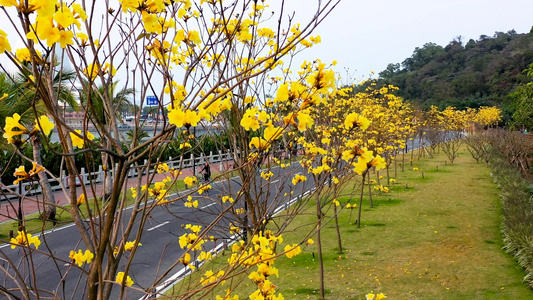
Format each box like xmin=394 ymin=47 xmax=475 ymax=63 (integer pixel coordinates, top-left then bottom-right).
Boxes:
xmin=375 ymin=29 xmax=533 ymax=114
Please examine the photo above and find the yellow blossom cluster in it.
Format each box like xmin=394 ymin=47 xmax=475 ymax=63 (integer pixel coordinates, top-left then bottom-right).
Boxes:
xmin=113 ymin=240 xmax=142 ymax=257
xmin=69 ymin=249 xmax=94 ymax=267
xmin=179 ymin=224 xmax=206 ymax=251
xmin=292 ymin=174 xmax=307 ymax=185
xmin=10 ymin=230 xmax=41 ymax=249
xmin=1 ymin=0 xmax=87 ymax=48
xmin=366 ymin=292 xmax=387 ymax=300
xmin=3 ymin=113 xmax=54 ymax=145
xmin=473 ymin=106 xmax=502 ymax=126
xmin=177 ymin=224 xmax=216 ymax=273
xmin=184 ymin=196 xmax=198 ymax=208
xmin=70 ymin=129 xmax=95 ymax=149
xmin=13 ymin=163 xmax=45 ymax=184
xmin=227 ymin=230 xmax=293 ymax=300
xmin=373 ymin=185 xmax=389 ymax=193
xmin=115 ymin=271 xmax=134 ymax=287
xmin=201 ymin=269 xmax=226 ymax=287
xmin=133 ymin=165 xmax=189 ymax=206
xmin=261 ymin=171 xmax=274 ymax=180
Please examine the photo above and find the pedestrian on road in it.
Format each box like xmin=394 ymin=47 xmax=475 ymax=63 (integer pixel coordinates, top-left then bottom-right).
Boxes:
xmin=201 ymin=162 xmax=211 ymax=183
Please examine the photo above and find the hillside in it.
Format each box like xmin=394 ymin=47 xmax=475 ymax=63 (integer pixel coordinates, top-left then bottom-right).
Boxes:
xmin=375 ymin=29 xmax=533 ymax=120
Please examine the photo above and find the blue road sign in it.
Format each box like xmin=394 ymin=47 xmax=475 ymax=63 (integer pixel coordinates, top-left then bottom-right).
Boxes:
xmin=146 ymin=95 xmax=158 ymax=106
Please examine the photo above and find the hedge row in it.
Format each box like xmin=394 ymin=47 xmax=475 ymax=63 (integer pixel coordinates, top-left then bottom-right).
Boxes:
xmin=490 ymin=155 xmax=533 ymax=287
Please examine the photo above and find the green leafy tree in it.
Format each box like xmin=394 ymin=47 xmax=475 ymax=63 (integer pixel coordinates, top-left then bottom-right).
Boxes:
xmin=510 ymin=64 xmax=533 ymax=130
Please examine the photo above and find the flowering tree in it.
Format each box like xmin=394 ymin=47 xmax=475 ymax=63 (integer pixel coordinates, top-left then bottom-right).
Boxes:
xmin=0 ymin=1 xmax=346 ymax=299
xmin=464 ymin=106 xmax=502 ymax=165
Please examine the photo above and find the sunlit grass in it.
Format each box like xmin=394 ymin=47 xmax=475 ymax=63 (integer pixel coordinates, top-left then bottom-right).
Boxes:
xmin=167 ymin=147 xmax=532 ymax=299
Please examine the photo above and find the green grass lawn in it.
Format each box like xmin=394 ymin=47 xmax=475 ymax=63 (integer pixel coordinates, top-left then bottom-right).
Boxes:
xmin=167 ymin=147 xmax=532 ymax=299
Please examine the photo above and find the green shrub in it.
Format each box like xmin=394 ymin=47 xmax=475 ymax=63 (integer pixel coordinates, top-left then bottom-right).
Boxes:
xmin=490 ymin=155 xmax=533 ymax=287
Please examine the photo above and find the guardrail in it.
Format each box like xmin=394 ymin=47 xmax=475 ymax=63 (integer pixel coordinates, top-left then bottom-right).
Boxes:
xmin=1 ymin=150 xmax=235 ymax=201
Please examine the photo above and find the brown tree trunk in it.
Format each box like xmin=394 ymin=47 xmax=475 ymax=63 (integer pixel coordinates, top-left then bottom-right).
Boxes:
xmin=367 ymin=172 xmax=373 ymax=208
xmin=32 ymin=134 xmax=56 ymax=220
xmin=394 ymin=154 xmax=398 ymax=179
xmin=402 ymin=151 xmax=405 ymax=172
xmin=102 ymin=150 xmax=113 ymax=201
xmin=357 ymin=172 xmax=366 ymax=228
xmin=333 ymin=183 xmax=342 ymax=254
xmin=315 ymin=191 xmax=325 ymax=299
xmin=386 ymin=158 xmax=390 ymax=185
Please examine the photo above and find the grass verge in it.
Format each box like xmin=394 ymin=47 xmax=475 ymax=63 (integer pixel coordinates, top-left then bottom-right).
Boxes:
xmin=167 ymin=147 xmax=532 ymax=299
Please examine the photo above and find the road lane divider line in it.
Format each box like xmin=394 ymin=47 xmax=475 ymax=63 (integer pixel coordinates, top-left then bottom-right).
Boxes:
xmin=147 ymin=221 xmax=170 ymax=232
xmin=200 ymin=203 xmax=216 ymax=209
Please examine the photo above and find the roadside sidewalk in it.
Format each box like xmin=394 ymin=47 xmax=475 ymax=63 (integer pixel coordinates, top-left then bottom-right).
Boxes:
xmin=0 ymin=162 xmax=230 ymax=223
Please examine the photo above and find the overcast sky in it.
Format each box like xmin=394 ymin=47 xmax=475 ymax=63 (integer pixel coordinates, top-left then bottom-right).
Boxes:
xmin=1 ymin=0 xmax=532 ymax=97
xmin=284 ymin=0 xmax=533 ymax=81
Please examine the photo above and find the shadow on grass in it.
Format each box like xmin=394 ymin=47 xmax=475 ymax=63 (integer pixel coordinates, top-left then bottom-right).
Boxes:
xmin=425 ymin=169 xmax=451 ymax=173
xmin=365 ymin=222 xmax=386 ymax=227
xmin=293 ymin=288 xmax=332 ymax=295
xmin=388 ymin=185 xmax=416 ymax=193
xmin=374 ymin=198 xmax=402 ymax=206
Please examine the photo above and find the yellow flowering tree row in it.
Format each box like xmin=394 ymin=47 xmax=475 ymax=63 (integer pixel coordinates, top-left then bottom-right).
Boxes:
xmin=422 ymin=105 xmax=501 ymax=163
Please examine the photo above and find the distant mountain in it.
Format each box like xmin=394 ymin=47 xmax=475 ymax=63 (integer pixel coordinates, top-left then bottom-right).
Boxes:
xmin=374 ymin=29 xmax=533 ymax=121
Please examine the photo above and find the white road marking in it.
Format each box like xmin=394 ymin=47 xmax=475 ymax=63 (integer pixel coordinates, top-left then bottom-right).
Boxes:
xmin=147 ymin=221 xmax=170 ymax=232
xmin=200 ymin=203 xmax=216 ymax=209
xmin=145 ymin=238 xmax=235 ymax=300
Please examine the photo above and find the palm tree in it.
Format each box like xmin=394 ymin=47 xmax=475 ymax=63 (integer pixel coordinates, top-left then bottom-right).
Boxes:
xmin=78 ymin=81 xmax=134 ymax=200
xmin=125 ymin=129 xmax=149 ymax=147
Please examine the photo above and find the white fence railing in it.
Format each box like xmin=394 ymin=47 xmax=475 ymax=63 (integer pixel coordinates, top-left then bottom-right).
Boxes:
xmin=1 ymin=150 xmax=235 ymax=201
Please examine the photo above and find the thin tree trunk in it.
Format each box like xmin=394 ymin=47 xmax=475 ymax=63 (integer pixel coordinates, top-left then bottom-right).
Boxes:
xmin=386 ymin=158 xmax=390 ymax=185
xmin=32 ymin=134 xmax=56 ymax=220
xmin=402 ymin=151 xmax=405 ymax=172
xmin=357 ymin=172 xmax=366 ymax=228
xmin=315 ymin=191 xmax=325 ymax=299
xmin=367 ymin=172 xmax=373 ymax=208
xmin=411 ymin=139 xmax=415 ymax=165
xmin=394 ymin=153 xmax=397 ymax=179
xmin=102 ymin=151 xmax=113 ymax=201
xmin=90 ymin=160 xmax=127 ymax=300
xmin=333 ymin=183 xmax=342 ymax=254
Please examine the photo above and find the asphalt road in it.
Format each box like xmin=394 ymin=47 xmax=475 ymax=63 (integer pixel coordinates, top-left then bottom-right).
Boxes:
xmin=0 ymin=160 xmax=308 ymax=299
